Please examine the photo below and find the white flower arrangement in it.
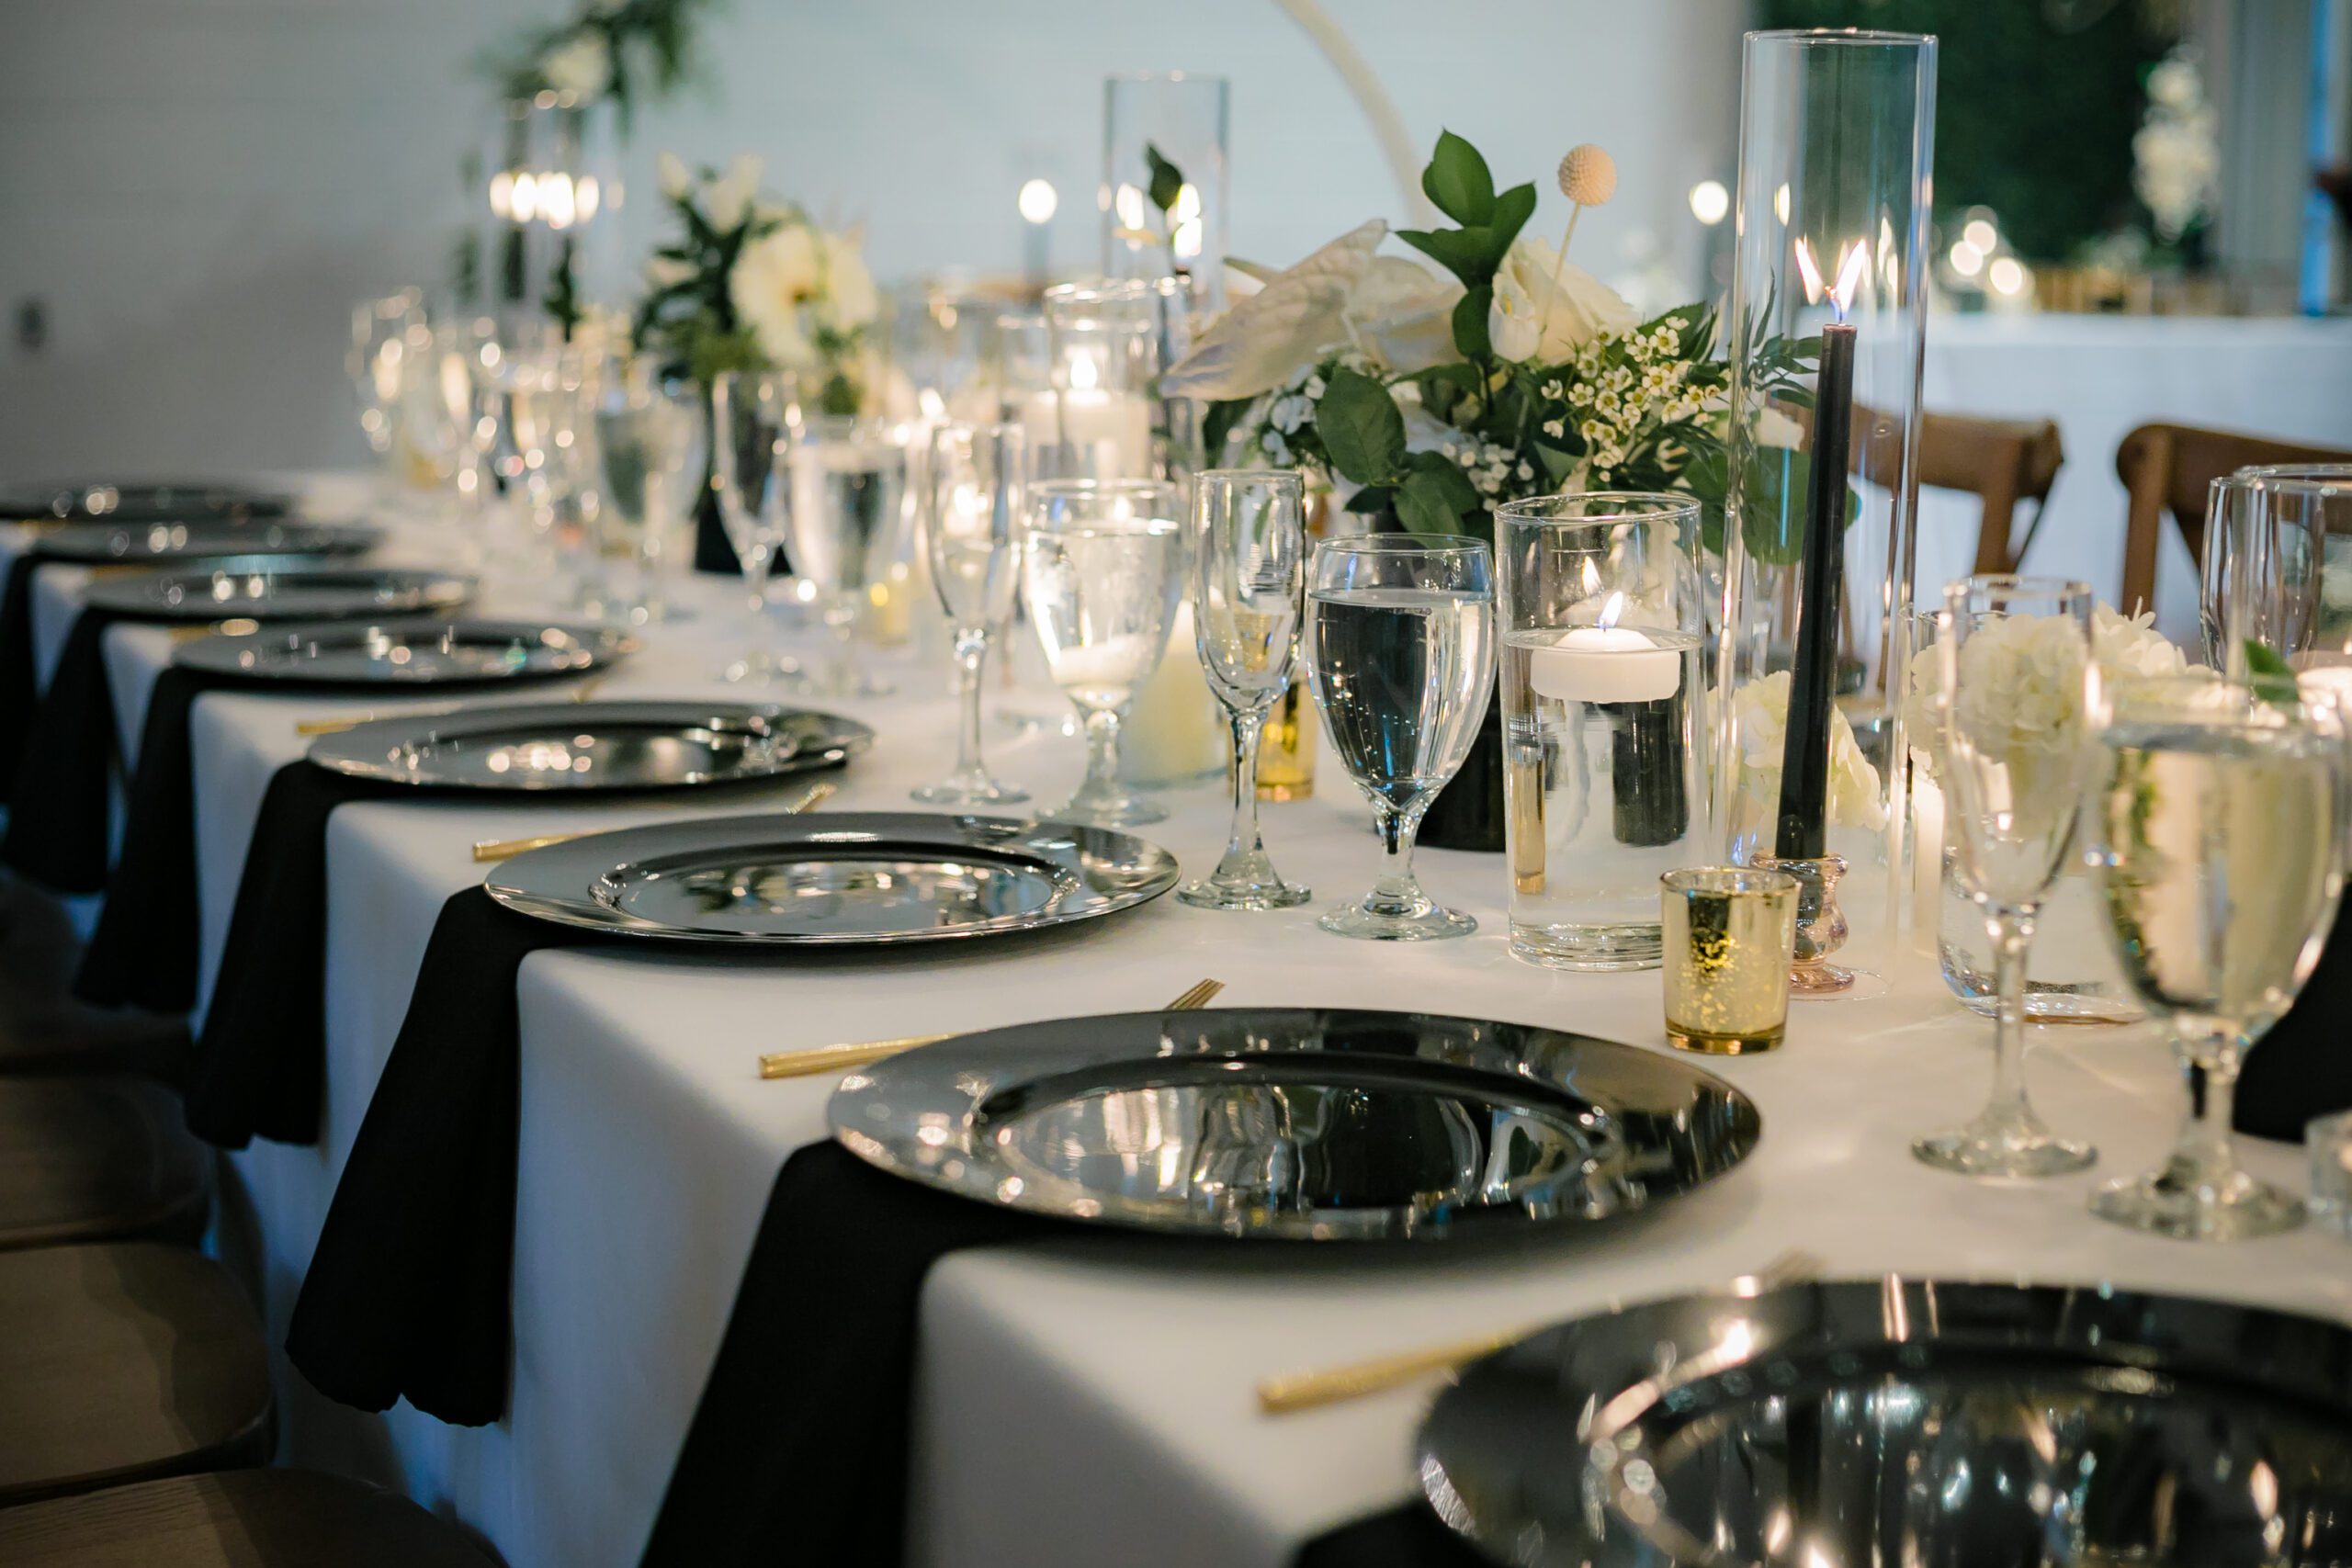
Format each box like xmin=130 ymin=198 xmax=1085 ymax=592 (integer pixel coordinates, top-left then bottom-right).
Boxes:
xmin=1731 ymin=671 xmax=1888 ymax=834
xmin=2132 ymin=46 xmax=2220 ymax=244
xmin=1905 ymin=604 xmax=2198 ymax=778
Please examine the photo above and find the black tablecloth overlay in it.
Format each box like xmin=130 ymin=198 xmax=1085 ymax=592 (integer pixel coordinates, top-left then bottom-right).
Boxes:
xmin=181 ymin=761 xmax=404 ymax=1148
xmin=288 ymin=886 xmax=606 ymax=1426
xmin=639 ymin=1141 xmax=1080 ymax=1566
xmin=1291 ymin=1504 xmax=1483 ymax=1567
xmin=2236 ymin=908 xmax=2352 ymax=1141
xmin=1 ymin=604 xmax=131 ymax=891
xmin=0 ymin=549 xmax=52 ymax=790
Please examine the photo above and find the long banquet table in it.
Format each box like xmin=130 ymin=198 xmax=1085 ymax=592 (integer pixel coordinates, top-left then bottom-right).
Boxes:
xmin=8 ymin=475 xmax=2350 ymax=1568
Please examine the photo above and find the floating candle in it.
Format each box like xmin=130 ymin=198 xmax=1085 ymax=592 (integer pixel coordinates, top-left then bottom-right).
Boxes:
xmin=1528 ymin=592 xmax=1680 ymax=705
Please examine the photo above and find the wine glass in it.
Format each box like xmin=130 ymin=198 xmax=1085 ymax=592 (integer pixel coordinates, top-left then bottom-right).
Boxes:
xmin=1306 ymin=535 xmax=1496 ymax=941
xmin=2086 ymin=674 xmax=2348 ymax=1239
xmin=710 ymin=371 xmax=804 ymax=685
xmin=1022 ymin=479 xmax=1183 ymax=826
xmin=349 ymin=289 xmax=424 ymax=464
xmin=1178 ymin=469 xmax=1311 ymax=910
xmin=1912 ymin=576 xmax=2101 ymax=1178
xmin=593 ymin=358 xmax=706 ymax=626
xmin=787 ymin=416 xmax=908 ymax=698
xmin=2201 ymin=465 xmax=2352 ymax=676
xmin=913 ymin=422 xmax=1028 ymax=805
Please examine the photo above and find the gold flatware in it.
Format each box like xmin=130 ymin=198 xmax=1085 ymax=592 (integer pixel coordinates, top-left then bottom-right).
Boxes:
xmin=299 ymin=671 xmax=614 ymax=736
xmin=167 ymin=617 xmax=260 ymax=643
xmin=1253 ymin=1247 xmax=1826 ymax=1416
xmin=757 ymin=976 xmax=1227 ymax=1081
xmin=469 ymin=778 xmax=835 ymax=864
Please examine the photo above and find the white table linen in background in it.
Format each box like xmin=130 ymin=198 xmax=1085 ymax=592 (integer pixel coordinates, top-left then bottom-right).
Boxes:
xmin=8 ymin=473 xmax=2348 ymax=1568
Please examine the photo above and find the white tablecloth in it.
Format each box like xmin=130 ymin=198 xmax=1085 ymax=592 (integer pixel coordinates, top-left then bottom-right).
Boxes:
xmin=9 ymin=480 xmax=2349 ymax=1567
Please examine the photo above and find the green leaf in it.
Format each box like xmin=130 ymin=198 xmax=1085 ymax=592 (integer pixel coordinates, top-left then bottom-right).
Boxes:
xmin=1344 ymin=484 xmax=1397 ymax=515
xmin=1420 ymin=130 xmax=1495 ymax=226
xmin=1740 ymin=446 xmax=1809 ymax=568
xmin=2244 ymin=638 xmax=2304 ymax=707
xmin=1200 ymin=397 xmax=1252 ymax=465
xmin=1487 ymin=183 xmax=1536 ymax=262
xmin=1396 ymin=468 xmax=1471 ymax=536
xmin=1450 ymin=286 xmax=1492 ymax=359
xmin=1145 ymin=142 xmax=1185 ymax=215
xmin=1315 ymin=368 xmax=1407 ymax=486
xmin=1407 ymin=448 xmax=1484 ymax=513
xmin=1396 ymin=226 xmax=1497 ymax=288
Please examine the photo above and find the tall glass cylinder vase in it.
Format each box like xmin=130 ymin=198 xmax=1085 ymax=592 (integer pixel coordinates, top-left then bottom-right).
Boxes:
xmin=1102 ymin=73 xmax=1228 ymax=313
xmin=1717 ymin=28 xmax=1937 ymax=976
xmin=482 ymin=94 xmax=618 ymax=344
xmin=1032 ymin=282 xmax=1163 ymax=481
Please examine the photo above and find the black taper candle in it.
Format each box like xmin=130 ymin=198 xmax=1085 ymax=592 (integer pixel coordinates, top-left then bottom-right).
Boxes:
xmin=1772 ymin=316 xmax=1857 ymax=859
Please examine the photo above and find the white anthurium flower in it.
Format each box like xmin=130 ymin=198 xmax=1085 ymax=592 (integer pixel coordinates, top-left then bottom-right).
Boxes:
xmin=1354 ymin=256 xmax=1464 ymax=375
xmin=1487 ymin=236 xmax=1638 ymax=363
xmin=644 ymin=254 xmax=695 ymax=288
xmin=704 ymin=153 xmax=765 ymax=232
xmin=656 ymin=151 xmax=694 ymax=203
xmin=1754 ymin=403 xmax=1806 ymax=450
xmin=819 ymin=230 xmax=879 ymax=332
xmin=1161 ymin=220 xmax=1387 ymax=400
xmin=541 ymin=32 xmax=611 ymax=102
xmin=731 ymin=222 xmax=824 ymax=370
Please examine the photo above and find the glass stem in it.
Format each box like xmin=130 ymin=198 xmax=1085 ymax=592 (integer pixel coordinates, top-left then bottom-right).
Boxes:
xmin=1365 ymin=799 xmax=1427 ymax=915
xmin=2169 ymin=1029 xmax=2243 ymax=1182
xmin=952 ymin=628 xmax=989 ymax=776
xmin=1082 ymin=707 xmax=1124 ymax=790
xmin=1983 ymin=908 xmax=2041 ymax=1131
xmin=1219 ymin=706 xmax=1268 ymax=868
xmin=741 ymin=546 xmax=773 ymax=663
xmin=827 ymin=592 xmax=858 ymax=681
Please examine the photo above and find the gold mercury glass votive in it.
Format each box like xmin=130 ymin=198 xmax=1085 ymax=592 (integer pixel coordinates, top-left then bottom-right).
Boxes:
xmin=1660 ymin=867 xmax=1800 ymax=1055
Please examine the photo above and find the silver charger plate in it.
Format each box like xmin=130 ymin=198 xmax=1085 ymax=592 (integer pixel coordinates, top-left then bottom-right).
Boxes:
xmin=34 ymin=519 xmax=376 ymax=565
xmin=0 ymin=481 xmax=293 ymax=523
xmin=310 ymin=700 xmax=871 ymax=792
xmin=831 ymin=1010 xmax=1760 ymax=1241
xmin=487 ymin=810 xmax=1175 ymax=946
xmin=1418 ymin=1277 xmax=2352 ymax=1566
xmin=81 ymin=560 xmax=473 ymax=622
xmin=178 ymin=618 xmax=635 ymax=686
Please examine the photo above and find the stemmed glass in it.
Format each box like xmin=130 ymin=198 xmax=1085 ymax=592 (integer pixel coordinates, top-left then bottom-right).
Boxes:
xmin=788 ymin=416 xmax=908 ymax=698
xmin=2087 ymin=674 xmax=2348 ymax=1238
xmin=1179 ymin=469 xmax=1311 ymax=909
xmin=349 ymin=289 xmax=424 ymax=465
xmin=592 ymin=358 xmax=706 ymax=626
xmin=2201 ymin=465 xmax=2352 ymax=675
xmin=1912 ymin=576 xmax=2101 ymax=1177
xmin=1306 ymin=535 xmax=1496 ymax=941
xmin=913 ymin=422 xmax=1029 ymax=805
xmin=710 ymin=371 xmax=803 ymax=685
xmin=1023 ymin=479 xmax=1183 ymax=826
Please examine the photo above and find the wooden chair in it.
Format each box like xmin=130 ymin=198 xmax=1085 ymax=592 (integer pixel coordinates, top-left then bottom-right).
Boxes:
xmin=0 ymin=1245 xmax=273 ymax=1506
xmin=0 ymin=1078 xmax=209 ymax=1250
xmin=2115 ymin=422 xmax=2352 ymax=615
xmin=1800 ymin=405 xmax=2066 ymax=575
xmin=0 ymin=1471 xmax=502 ymax=1567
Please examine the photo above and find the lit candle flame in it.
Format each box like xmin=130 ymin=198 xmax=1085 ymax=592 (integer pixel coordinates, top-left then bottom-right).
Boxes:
xmin=1792 ymin=237 xmax=1869 ymax=322
xmin=1598 ymin=590 xmax=1626 ymax=631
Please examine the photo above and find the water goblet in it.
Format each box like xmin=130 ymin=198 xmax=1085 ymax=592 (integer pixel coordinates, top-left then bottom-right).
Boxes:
xmin=592 ymin=357 xmax=706 ymax=625
xmin=2200 ymin=465 xmax=2352 ymax=675
xmin=912 ymin=422 xmax=1028 ymax=805
xmin=1306 ymin=535 xmax=1497 ymax=941
xmin=1913 ymin=576 xmax=2102 ymax=1177
xmin=1178 ymin=469 xmax=1311 ymax=909
xmin=1023 ymin=479 xmax=1183 ymax=826
xmin=710 ymin=371 xmax=804 ymax=684
xmin=2087 ymin=674 xmax=2348 ymax=1239
xmin=787 ymin=416 xmax=908 ymax=698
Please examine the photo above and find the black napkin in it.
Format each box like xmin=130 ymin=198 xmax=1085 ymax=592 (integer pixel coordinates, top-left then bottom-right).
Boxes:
xmin=639 ymin=1141 xmax=1078 ymax=1566
xmin=1 ymin=604 xmax=130 ymax=891
xmin=181 ymin=761 xmax=404 ymax=1147
xmin=74 ymin=666 xmax=233 ymax=1011
xmin=2235 ymin=908 xmax=2352 ymax=1142
xmin=1292 ymin=1504 xmax=1483 ymax=1567
xmin=287 ymin=886 xmax=604 ymax=1426
xmin=0 ymin=549 xmax=51 ymax=788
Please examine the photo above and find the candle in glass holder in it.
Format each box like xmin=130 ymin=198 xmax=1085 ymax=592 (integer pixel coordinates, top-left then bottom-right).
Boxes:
xmin=1661 ymin=866 xmax=1800 ymax=1054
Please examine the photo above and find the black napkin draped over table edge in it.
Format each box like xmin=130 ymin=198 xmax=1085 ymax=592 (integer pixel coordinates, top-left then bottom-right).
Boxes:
xmin=0 ymin=548 xmax=54 ymax=791
xmin=1 ymin=597 xmax=135 ymax=893
xmin=1291 ymin=1504 xmax=1485 ymax=1567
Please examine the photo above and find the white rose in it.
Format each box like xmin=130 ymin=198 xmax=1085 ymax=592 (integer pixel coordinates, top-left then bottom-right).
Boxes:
xmin=1487 ymin=236 xmax=1637 ymax=364
xmin=818 ymin=231 xmax=878 ymax=332
xmin=704 ymin=153 xmax=764 ymax=232
xmin=1733 ymin=671 xmax=1887 ymax=832
xmin=656 ymin=151 xmax=693 ymax=203
xmin=730 ymin=224 xmax=823 ymax=370
xmin=540 ymin=32 xmax=611 ymax=102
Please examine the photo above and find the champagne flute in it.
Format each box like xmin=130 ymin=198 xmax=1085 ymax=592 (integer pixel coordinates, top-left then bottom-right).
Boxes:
xmin=593 ymin=359 xmax=706 ymax=626
xmin=1306 ymin=535 xmax=1496 ymax=941
xmin=2087 ymin=674 xmax=2348 ymax=1239
xmin=1023 ymin=479 xmax=1183 ymax=826
xmin=788 ymin=416 xmax=908 ymax=698
xmin=1179 ymin=469 xmax=1310 ymax=909
xmin=1913 ymin=576 xmax=2101 ymax=1177
xmin=710 ymin=371 xmax=803 ymax=685
xmin=913 ymin=422 xmax=1028 ymax=805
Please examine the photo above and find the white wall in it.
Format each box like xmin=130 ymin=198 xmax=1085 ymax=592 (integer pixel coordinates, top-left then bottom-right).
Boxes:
xmin=0 ymin=0 xmax=1743 ymax=477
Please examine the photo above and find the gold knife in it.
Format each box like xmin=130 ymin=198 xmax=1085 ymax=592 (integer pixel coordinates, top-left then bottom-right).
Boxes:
xmin=300 ymin=672 xmax=611 ymax=736
xmin=757 ymin=976 xmax=1227 ymax=1080
xmin=470 ymin=779 xmax=835 ymax=863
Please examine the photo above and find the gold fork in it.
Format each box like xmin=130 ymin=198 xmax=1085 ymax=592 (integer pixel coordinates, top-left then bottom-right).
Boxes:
xmin=470 ymin=778 xmax=836 ymax=863
xmin=167 ymin=617 xmax=261 ymax=643
xmin=1252 ymin=1247 xmax=1826 ymax=1416
xmin=757 ymin=976 xmax=1227 ymax=1080
xmin=298 ymin=672 xmax=610 ymax=737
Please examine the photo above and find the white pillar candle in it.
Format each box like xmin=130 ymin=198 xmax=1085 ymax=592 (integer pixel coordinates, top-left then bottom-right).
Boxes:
xmin=1014 ymin=387 xmax=1153 ymax=480
xmin=1120 ymin=602 xmax=1226 ymax=785
xmin=1907 ymin=759 xmax=1946 ymax=953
